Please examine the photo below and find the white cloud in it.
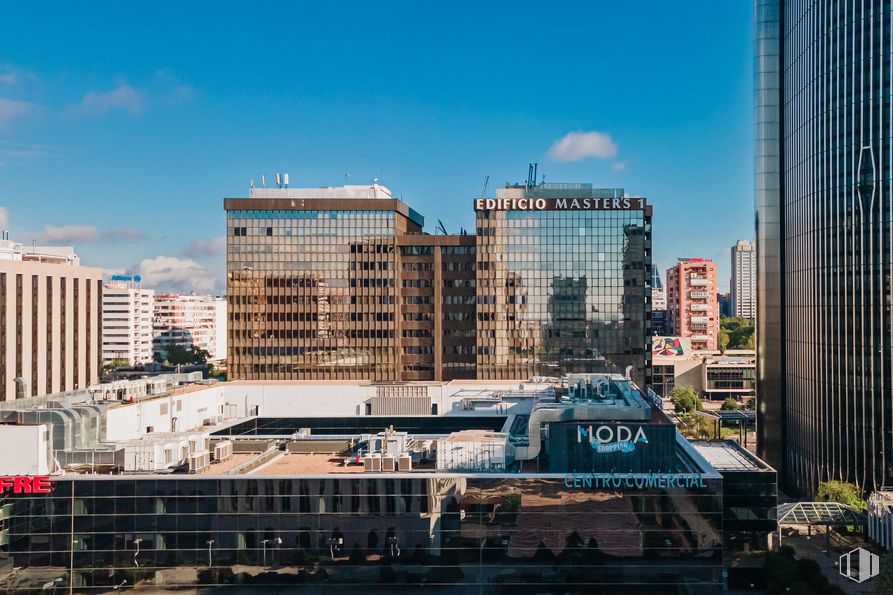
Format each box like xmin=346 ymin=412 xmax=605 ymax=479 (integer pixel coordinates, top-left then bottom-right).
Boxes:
xmin=0 ymin=141 xmax=60 ymax=167
xmin=126 ymin=256 xmax=220 ymax=294
xmin=185 ymin=236 xmax=226 ymax=258
xmin=29 ymin=224 xmax=145 ymax=244
xmin=37 ymin=225 xmax=100 ymax=244
xmin=0 ymin=98 xmax=38 ymax=126
xmin=548 ymin=130 xmax=618 ymax=162
xmin=0 ymin=66 xmax=38 ymax=87
xmin=612 ymin=161 xmax=628 ymax=171
xmin=75 ymin=84 xmax=145 ymax=116
xmin=104 ymin=227 xmax=145 ymax=241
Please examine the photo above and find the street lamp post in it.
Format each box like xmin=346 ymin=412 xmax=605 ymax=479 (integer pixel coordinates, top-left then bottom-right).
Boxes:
xmin=262 ymin=537 xmax=281 ymax=568
xmin=387 ymin=536 xmax=400 ymax=558
xmin=68 ymin=539 xmax=79 ymax=595
xmin=479 ymin=537 xmax=486 ymax=591
xmin=328 ymin=536 xmax=343 ymax=560
xmin=133 ymin=539 xmax=143 ymax=568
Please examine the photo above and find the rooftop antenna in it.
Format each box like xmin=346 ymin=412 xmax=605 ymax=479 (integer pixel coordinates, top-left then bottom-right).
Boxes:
xmin=275 ymin=173 xmax=282 ymax=189
xmin=345 ymin=172 xmax=351 ymax=184
xmin=533 ymin=163 xmax=538 ymax=187
xmin=250 ymin=178 xmax=254 ymax=189
xmin=283 ymin=173 xmax=289 ymax=188
xmin=526 ymin=164 xmax=534 ymax=189
xmin=436 ymin=219 xmax=448 ymax=235
xmin=261 ymin=175 xmax=265 ymax=188
xmin=481 ymin=175 xmax=489 ymax=197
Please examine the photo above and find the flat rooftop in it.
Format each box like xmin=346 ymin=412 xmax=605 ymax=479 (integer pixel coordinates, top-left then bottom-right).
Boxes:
xmin=252 ymin=453 xmax=367 ymax=475
xmin=247 ymin=184 xmax=392 ymax=200
xmin=214 ymin=415 xmax=508 ymax=437
xmin=691 ymin=440 xmax=772 ymax=472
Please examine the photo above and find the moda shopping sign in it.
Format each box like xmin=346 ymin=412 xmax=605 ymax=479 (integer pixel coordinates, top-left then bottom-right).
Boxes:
xmin=578 ymin=424 xmax=648 ymax=454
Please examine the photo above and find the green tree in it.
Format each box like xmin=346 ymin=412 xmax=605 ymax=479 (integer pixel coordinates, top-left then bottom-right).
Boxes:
xmin=676 ymin=412 xmax=714 ymax=440
xmin=720 ymin=316 xmax=756 ymax=350
xmin=670 ymin=386 xmax=702 ymax=413
xmin=765 ymin=546 xmax=846 ymax=595
xmin=102 ymin=358 xmax=130 ymax=374
xmin=816 ymin=480 xmax=867 ymax=511
xmin=207 ymin=364 xmax=225 ymax=379
xmin=162 ymin=344 xmax=210 ymax=366
xmin=720 ymin=397 xmax=741 ymax=411
xmin=717 ymin=329 xmax=730 ymax=353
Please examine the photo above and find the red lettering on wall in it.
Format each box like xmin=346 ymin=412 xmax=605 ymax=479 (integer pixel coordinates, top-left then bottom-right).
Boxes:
xmin=0 ymin=476 xmax=54 ymax=494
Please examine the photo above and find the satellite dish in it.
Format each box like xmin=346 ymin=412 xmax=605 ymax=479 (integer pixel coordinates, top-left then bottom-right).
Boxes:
xmin=134 ymin=275 xmax=142 ymax=283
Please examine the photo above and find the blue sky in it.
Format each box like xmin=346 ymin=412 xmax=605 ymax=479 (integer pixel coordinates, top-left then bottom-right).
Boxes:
xmin=0 ymin=1 xmax=753 ymax=293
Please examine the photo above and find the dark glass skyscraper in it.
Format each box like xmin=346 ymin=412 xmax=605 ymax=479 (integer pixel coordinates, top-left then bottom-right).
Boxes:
xmin=756 ymin=0 xmax=893 ymax=495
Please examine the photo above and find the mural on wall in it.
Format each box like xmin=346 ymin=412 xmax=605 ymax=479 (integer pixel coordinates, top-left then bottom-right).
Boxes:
xmin=651 ymin=336 xmax=689 ymax=356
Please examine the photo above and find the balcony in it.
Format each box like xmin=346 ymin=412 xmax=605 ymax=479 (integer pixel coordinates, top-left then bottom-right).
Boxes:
xmin=691 ymin=334 xmax=710 ymax=342
xmin=689 ymin=304 xmax=708 ymax=311
xmin=689 ymin=278 xmax=708 ymax=287
xmin=690 ymin=291 xmax=709 ymax=299
xmin=690 ymin=316 xmax=709 ymax=324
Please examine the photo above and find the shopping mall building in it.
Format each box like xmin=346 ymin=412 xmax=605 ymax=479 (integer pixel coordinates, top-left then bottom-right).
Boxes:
xmin=224 ymin=181 xmax=652 ymax=388
xmin=0 ymin=373 xmax=775 ymax=593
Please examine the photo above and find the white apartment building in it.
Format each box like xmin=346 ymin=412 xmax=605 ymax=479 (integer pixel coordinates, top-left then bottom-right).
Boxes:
xmin=154 ymin=293 xmax=225 ymax=361
xmin=101 ymin=277 xmax=155 ymax=365
xmin=214 ymin=296 xmax=226 ymax=362
xmin=730 ymin=240 xmax=756 ymax=319
xmin=0 ymin=237 xmax=103 ymax=400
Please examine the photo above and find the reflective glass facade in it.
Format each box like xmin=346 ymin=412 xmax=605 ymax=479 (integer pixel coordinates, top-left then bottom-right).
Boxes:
xmin=3 ymin=475 xmax=723 ymax=593
xmin=476 ymin=190 xmax=651 ymax=388
xmin=225 ymin=185 xmax=652 ymax=387
xmin=756 ymin=0 xmax=893 ymax=495
xmin=226 ymin=199 xmax=422 ymax=381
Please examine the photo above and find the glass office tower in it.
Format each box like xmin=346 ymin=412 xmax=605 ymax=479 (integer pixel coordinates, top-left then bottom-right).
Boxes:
xmin=225 ymin=186 xmax=424 ymax=381
xmin=475 ymin=184 xmax=652 ymax=388
xmin=226 ymin=182 xmax=652 ymax=388
xmin=755 ymin=0 xmax=893 ymax=495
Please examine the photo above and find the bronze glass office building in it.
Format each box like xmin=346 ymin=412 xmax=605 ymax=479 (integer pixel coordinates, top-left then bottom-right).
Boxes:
xmin=225 ymin=183 xmax=651 ymax=387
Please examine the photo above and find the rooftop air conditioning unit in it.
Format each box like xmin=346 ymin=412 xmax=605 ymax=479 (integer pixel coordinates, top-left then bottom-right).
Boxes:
xmin=213 ymin=441 xmax=233 ymax=463
xmin=188 ymin=451 xmax=211 ymax=473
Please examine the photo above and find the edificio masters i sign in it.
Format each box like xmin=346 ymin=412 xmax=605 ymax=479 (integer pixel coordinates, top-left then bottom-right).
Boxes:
xmin=474 ymin=197 xmax=646 ymax=211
